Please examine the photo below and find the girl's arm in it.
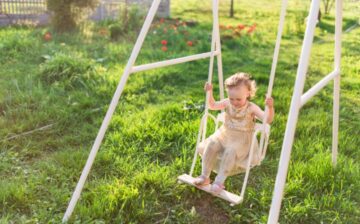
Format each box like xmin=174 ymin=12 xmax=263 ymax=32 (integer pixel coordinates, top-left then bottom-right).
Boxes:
xmin=205 ymin=82 xmax=229 ymax=110
xmin=250 ymin=98 xmax=275 ymax=124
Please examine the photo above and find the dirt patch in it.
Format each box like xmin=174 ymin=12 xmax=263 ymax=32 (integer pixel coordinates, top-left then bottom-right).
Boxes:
xmin=192 ymin=194 xmax=229 ymax=224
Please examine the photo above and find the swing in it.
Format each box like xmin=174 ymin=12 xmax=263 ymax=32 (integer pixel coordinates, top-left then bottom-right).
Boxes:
xmin=177 ymin=80 xmax=273 ymax=205
xmin=177 ymin=116 xmax=271 ymax=205
xmin=177 ymin=0 xmax=286 ymax=205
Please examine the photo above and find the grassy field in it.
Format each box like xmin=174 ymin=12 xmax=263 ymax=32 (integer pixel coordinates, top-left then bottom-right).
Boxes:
xmin=0 ymin=0 xmax=359 ymax=223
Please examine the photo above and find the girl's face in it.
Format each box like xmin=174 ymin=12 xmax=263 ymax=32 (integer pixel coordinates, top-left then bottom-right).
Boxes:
xmin=227 ymin=85 xmax=250 ymax=108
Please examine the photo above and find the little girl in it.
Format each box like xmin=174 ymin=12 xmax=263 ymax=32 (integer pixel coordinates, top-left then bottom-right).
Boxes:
xmin=194 ymin=72 xmax=274 ymax=194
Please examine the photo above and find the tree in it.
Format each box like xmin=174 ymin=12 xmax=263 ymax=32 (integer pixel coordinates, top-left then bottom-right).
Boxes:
xmin=230 ymin=0 xmax=234 ymax=18
xmin=322 ymin=0 xmax=334 ymax=14
xmin=47 ymin=0 xmax=99 ymax=32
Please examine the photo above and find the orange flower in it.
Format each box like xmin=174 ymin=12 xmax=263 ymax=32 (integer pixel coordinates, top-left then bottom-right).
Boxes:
xmin=247 ymin=25 xmax=256 ymax=34
xmin=161 ymin=46 xmax=168 ymax=51
xmin=161 ymin=40 xmax=168 ymax=45
xmin=43 ymin=32 xmax=52 ymax=41
xmin=98 ymin=28 xmax=109 ymax=36
xmin=227 ymin=25 xmax=234 ymax=30
xmin=160 ymin=18 xmax=165 ymax=23
xmin=187 ymin=41 xmax=193 ymax=46
xmin=237 ymin=24 xmax=245 ymax=30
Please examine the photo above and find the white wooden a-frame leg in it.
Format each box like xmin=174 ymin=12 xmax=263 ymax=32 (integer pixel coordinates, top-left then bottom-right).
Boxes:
xmin=332 ymin=0 xmax=342 ymax=166
xmin=62 ymin=1 xmax=162 ymax=222
xmin=267 ymin=0 xmax=321 ymax=223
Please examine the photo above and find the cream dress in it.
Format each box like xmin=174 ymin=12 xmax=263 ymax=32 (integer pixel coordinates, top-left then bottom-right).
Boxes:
xmin=198 ymin=101 xmax=262 ymax=181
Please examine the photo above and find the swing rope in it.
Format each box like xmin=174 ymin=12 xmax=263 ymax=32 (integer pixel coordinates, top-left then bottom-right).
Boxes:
xmin=259 ymin=0 xmax=288 ymax=159
xmin=190 ymin=0 xmax=219 ymax=177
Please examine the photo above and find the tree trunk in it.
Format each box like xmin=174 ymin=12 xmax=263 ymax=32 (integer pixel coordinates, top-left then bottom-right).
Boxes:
xmin=324 ymin=0 xmax=334 ymax=14
xmin=230 ymin=0 xmax=234 ymax=18
xmin=124 ymin=0 xmax=128 ymax=30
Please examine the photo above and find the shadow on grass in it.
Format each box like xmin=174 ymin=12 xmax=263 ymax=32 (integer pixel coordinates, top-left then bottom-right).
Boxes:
xmin=318 ymin=16 xmax=358 ymax=34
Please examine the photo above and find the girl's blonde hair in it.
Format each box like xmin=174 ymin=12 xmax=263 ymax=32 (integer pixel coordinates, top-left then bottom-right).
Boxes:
xmin=224 ymin=72 xmax=257 ymax=99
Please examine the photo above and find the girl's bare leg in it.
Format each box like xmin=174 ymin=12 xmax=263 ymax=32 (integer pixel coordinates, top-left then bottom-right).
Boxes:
xmin=213 ymin=147 xmax=237 ymax=187
xmin=194 ymin=140 xmax=223 ymax=185
xmin=202 ymin=140 xmax=223 ymax=177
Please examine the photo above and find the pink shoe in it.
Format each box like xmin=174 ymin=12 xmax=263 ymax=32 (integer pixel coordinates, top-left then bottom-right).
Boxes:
xmin=193 ymin=175 xmax=211 ymax=186
xmin=211 ymin=182 xmax=225 ymax=194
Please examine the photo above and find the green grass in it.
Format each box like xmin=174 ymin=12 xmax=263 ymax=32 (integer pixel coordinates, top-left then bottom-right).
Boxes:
xmin=1 ymin=0 xmax=359 ymax=223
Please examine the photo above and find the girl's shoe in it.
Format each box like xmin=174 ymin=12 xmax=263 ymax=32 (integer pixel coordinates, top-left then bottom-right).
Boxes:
xmin=193 ymin=175 xmax=210 ymax=186
xmin=211 ymin=182 xmax=225 ymax=194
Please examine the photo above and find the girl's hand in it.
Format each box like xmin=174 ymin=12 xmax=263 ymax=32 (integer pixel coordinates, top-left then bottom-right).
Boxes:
xmin=204 ymin=82 xmax=213 ymax=92
xmin=265 ymin=97 xmax=274 ymax=108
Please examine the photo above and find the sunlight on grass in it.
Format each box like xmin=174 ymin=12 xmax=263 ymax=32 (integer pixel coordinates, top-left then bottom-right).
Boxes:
xmin=0 ymin=0 xmax=359 ymax=222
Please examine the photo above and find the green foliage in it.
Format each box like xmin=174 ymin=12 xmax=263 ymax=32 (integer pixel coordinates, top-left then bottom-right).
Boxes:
xmin=294 ymin=10 xmax=309 ymax=35
xmin=0 ymin=31 xmax=39 ymax=59
xmin=0 ymin=0 xmax=359 ymax=223
xmin=109 ymin=4 xmax=145 ymax=40
xmin=47 ymin=0 xmax=99 ymax=32
xmin=122 ymin=4 xmax=145 ymax=31
xmin=109 ymin=23 xmax=124 ymax=40
xmin=39 ymin=52 xmax=106 ymax=89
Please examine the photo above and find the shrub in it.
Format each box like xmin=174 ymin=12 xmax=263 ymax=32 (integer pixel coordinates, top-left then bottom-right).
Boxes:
xmin=47 ymin=0 xmax=99 ymax=32
xmin=40 ymin=52 xmax=105 ymax=89
xmin=108 ymin=4 xmax=145 ymax=40
xmin=122 ymin=4 xmax=144 ymax=31
xmin=109 ymin=23 xmax=124 ymax=40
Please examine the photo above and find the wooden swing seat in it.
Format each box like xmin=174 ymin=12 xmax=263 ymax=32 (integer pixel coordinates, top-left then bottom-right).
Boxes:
xmin=177 ymin=174 xmax=243 ymax=205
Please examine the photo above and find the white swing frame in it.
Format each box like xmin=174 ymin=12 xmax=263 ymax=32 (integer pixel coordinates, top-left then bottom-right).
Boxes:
xmin=62 ymin=0 xmax=343 ymax=223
